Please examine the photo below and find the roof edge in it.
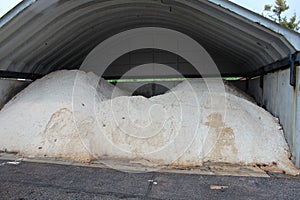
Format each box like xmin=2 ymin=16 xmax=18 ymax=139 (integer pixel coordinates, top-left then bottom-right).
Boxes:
xmin=0 ymin=0 xmax=37 ymax=28
xmin=208 ymin=0 xmax=300 ymax=50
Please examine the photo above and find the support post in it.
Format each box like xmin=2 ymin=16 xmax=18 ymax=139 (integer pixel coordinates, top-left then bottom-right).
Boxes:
xmin=293 ymin=65 xmax=300 ymax=167
xmin=290 ymin=54 xmax=296 ymax=86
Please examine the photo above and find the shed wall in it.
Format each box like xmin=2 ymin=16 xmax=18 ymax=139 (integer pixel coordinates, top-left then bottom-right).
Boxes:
xmin=248 ymin=68 xmax=300 ymax=167
xmin=294 ymin=66 xmax=300 ymax=167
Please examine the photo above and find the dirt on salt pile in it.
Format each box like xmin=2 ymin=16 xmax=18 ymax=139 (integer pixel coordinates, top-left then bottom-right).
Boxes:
xmin=0 ymin=70 xmax=299 ymax=175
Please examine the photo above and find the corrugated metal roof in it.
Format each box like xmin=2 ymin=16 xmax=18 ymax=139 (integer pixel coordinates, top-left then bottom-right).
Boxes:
xmin=0 ymin=0 xmax=299 ymax=76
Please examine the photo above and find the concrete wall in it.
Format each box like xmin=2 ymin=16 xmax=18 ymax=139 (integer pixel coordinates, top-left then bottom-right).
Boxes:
xmin=81 ymin=27 xmax=221 ymax=78
xmin=104 ymin=49 xmax=197 ymax=78
xmin=0 ymin=79 xmax=29 ymax=109
xmin=247 ymin=67 xmax=300 ymax=167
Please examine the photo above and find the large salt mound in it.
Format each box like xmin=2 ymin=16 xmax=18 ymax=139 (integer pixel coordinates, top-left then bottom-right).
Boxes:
xmin=0 ymin=70 xmax=299 ymax=175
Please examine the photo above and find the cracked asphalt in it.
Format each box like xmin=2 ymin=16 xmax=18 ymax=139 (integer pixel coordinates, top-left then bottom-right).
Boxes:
xmin=0 ymin=160 xmax=300 ymax=200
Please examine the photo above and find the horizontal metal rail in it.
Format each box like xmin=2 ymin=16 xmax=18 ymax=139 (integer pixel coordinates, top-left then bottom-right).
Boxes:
xmin=1 ymin=52 xmax=299 ymax=82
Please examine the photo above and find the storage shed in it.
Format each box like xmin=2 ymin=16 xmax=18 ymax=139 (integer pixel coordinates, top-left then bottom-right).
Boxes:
xmin=0 ymin=0 xmax=299 ymax=167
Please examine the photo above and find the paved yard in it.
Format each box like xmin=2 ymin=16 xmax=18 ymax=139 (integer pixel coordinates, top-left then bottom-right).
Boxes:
xmin=0 ymin=160 xmax=300 ymax=200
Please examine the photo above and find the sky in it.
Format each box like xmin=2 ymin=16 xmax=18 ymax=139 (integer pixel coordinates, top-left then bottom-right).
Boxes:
xmin=0 ymin=0 xmax=22 ymax=18
xmin=0 ymin=0 xmax=299 ymax=19
xmin=229 ymin=0 xmax=300 ymax=18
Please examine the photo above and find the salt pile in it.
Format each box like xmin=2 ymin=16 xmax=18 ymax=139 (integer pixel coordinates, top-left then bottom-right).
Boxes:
xmin=0 ymin=70 xmax=298 ymax=175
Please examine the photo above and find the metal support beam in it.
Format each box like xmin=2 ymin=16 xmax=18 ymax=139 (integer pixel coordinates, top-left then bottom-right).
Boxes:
xmin=290 ymin=54 xmax=296 ymax=86
xmin=0 ymin=70 xmax=43 ymax=80
xmin=102 ymin=73 xmax=249 ymax=80
xmin=249 ymin=52 xmax=300 ymax=81
xmin=259 ymin=75 xmax=264 ymax=89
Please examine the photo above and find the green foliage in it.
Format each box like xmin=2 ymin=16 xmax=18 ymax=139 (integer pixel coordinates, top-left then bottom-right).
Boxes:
xmin=263 ymin=0 xmax=299 ymax=32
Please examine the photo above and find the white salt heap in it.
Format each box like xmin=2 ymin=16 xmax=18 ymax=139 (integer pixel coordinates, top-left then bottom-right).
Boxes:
xmin=0 ymin=70 xmax=299 ymax=175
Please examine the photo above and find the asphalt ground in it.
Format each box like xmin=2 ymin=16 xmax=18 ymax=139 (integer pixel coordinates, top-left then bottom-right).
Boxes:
xmin=0 ymin=160 xmax=300 ymax=200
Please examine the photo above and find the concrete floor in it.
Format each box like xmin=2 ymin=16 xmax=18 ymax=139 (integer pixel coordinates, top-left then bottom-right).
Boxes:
xmin=0 ymin=160 xmax=300 ymax=200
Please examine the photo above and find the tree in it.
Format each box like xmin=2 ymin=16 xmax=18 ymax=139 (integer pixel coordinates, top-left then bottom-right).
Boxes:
xmin=263 ymin=0 xmax=300 ymax=32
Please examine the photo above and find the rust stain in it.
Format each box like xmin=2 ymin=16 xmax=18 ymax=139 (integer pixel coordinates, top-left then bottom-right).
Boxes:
xmin=223 ymin=127 xmax=234 ymax=136
xmin=205 ymin=113 xmax=225 ymax=128
xmin=204 ymin=113 xmax=238 ymax=160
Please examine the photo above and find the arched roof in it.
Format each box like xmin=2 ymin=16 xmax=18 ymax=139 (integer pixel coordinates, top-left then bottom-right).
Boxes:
xmin=0 ymin=0 xmax=299 ymax=76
